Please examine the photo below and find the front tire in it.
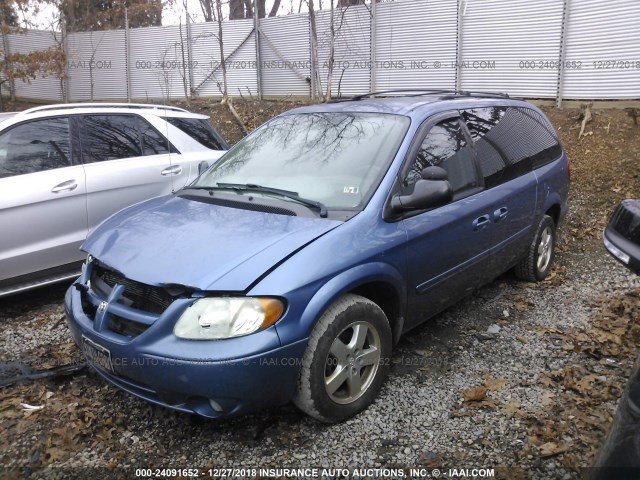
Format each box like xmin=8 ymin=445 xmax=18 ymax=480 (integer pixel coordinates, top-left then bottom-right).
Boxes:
xmin=515 ymin=214 xmax=556 ymax=282
xmin=293 ymin=294 xmax=392 ymax=423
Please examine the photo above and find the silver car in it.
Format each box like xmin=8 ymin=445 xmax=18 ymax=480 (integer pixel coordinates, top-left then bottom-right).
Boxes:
xmin=0 ymin=103 xmax=228 ymax=296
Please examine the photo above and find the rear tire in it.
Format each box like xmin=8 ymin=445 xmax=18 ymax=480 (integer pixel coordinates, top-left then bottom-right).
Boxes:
xmin=293 ymin=294 xmax=392 ymax=423
xmin=515 ymin=214 xmax=556 ymax=282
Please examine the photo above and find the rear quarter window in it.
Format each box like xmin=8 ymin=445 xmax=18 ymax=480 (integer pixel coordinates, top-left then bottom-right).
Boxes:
xmin=518 ymin=108 xmax=563 ymax=169
xmin=462 ymin=106 xmax=562 ymax=188
xmin=166 ymin=117 xmax=227 ymax=150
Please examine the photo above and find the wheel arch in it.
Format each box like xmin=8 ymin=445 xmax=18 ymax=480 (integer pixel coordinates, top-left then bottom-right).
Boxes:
xmin=545 ymin=203 xmax=561 ymax=226
xmin=277 ymin=262 xmax=406 ymax=346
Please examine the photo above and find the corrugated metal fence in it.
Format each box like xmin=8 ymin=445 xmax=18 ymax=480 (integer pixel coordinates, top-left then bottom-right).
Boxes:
xmin=2 ymin=0 xmax=640 ymax=103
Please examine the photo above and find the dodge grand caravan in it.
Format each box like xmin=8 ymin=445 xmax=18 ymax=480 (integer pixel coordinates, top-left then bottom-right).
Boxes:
xmin=65 ymin=91 xmax=569 ymax=423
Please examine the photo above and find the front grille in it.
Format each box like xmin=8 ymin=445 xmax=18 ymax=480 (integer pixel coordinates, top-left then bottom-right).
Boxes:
xmin=108 ymin=315 xmax=150 ymax=337
xmin=81 ymin=295 xmax=97 ymax=320
xmin=91 ymin=264 xmax=174 ymax=314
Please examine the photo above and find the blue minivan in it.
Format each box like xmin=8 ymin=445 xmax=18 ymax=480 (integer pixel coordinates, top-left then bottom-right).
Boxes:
xmin=65 ymin=92 xmax=569 ymax=423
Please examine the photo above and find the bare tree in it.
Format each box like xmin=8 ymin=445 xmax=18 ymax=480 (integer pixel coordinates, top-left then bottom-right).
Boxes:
xmin=308 ymin=0 xmax=353 ymax=101
xmin=307 ymin=0 xmax=323 ymax=100
xmin=337 ymin=0 xmax=364 ymax=6
xmin=229 ymin=0 xmax=281 ymax=19
xmin=86 ymin=30 xmax=107 ymax=101
xmin=198 ymin=0 xmax=214 ymax=21
xmin=215 ymin=0 xmax=228 ymax=102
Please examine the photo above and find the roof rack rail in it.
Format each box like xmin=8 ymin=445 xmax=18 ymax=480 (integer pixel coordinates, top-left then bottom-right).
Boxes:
xmin=21 ymin=103 xmax=190 ymax=115
xmin=349 ymin=89 xmax=510 ymax=101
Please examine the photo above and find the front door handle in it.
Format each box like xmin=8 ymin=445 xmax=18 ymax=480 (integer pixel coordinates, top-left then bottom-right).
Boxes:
xmin=472 ymin=214 xmax=490 ymax=231
xmin=493 ymin=207 xmax=508 ymax=222
xmin=161 ymin=165 xmax=182 ymax=176
xmin=51 ymin=180 xmax=78 ymax=193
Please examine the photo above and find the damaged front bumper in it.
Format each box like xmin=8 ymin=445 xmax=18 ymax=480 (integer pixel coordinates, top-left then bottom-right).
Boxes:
xmin=64 ymin=261 xmax=306 ymax=418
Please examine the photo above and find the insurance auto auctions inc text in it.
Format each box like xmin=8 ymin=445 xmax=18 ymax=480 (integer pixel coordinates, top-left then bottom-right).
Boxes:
xmin=241 ymin=467 xmax=495 ymax=478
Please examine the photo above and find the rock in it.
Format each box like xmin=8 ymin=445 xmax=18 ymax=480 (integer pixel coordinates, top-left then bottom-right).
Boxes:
xmin=487 ymin=324 xmax=501 ymax=334
xmin=475 ymin=333 xmax=496 ymax=341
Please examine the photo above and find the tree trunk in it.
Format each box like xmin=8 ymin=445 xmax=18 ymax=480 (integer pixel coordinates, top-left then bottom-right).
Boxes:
xmin=215 ymin=0 xmax=228 ymax=101
xmin=268 ymin=0 xmax=282 ymax=16
xmin=178 ymin=19 xmax=189 ymax=103
xmin=308 ymin=0 xmax=322 ymax=101
xmin=198 ymin=0 xmax=213 ymax=21
xmin=325 ymin=0 xmax=335 ymax=100
xmin=229 ymin=0 xmax=245 ymax=20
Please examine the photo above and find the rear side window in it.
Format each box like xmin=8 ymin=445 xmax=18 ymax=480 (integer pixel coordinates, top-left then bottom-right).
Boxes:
xmin=461 ymin=107 xmax=508 ymax=188
xmin=462 ymin=106 xmax=562 ymax=188
xmin=0 ymin=117 xmax=71 ymax=178
xmin=84 ymin=115 xmax=140 ymax=162
xmin=166 ymin=117 xmax=227 ymax=150
xmin=404 ymin=119 xmax=479 ymax=197
xmin=83 ymin=115 xmax=174 ymax=163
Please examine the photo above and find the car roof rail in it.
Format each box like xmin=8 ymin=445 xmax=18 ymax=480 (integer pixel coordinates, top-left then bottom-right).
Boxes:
xmin=21 ymin=103 xmax=190 ymax=115
xmin=348 ymin=89 xmax=510 ymax=101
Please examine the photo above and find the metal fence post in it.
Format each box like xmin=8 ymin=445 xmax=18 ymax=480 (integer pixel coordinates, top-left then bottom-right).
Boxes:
xmin=456 ymin=0 xmax=465 ymax=91
xmin=253 ymin=0 xmax=263 ymax=99
xmin=556 ymin=0 xmax=570 ymax=108
xmin=309 ymin=12 xmax=316 ymax=100
xmin=59 ymin=18 xmax=67 ymax=102
xmin=370 ymin=0 xmax=376 ymax=92
xmin=125 ymin=8 xmax=131 ymax=102
xmin=186 ymin=10 xmax=195 ymax=98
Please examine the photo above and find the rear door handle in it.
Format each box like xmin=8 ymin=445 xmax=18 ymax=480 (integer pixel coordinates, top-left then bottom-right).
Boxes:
xmin=161 ymin=165 xmax=182 ymax=176
xmin=51 ymin=180 xmax=78 ymax=193
xmin=472 ymin=214 xmax=490 ymax=231
xmin=493 ymin=207 xmax=508 ymax=222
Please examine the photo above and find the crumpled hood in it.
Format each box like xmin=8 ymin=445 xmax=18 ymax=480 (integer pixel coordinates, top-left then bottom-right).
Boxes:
xmin=82 ymin=195 xmax=342 ymax=291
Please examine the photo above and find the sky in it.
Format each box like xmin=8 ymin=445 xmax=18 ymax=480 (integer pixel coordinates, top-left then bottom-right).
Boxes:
xmin=25 ymin=0 xmax=312 ymax=29
xmin=164 ymin=0 xmax=309 ymax=25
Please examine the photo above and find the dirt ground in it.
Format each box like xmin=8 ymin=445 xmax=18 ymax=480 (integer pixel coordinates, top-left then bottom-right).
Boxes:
xmin=0 ymin=100 xmax=639 ymax=479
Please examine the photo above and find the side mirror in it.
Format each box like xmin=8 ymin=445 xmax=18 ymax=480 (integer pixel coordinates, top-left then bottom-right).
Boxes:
xmin=391 ymin=179 xmax=453 ymax=212
xmin=198 ymin=161 xmax=209 ymax=175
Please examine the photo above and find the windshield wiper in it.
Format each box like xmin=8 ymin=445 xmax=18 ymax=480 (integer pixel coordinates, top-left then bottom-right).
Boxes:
xmin=215 ymin=183 xmax=328 ymax=218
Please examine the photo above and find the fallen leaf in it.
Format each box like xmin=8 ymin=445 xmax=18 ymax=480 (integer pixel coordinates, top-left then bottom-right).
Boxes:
xmin=539 ymin=442 xmax=572 ymax=457
xmin=501 ymin=400 xmax=521 ymax=417
xmin=463 ymin=386 xmax=487 ymax=402
xmin=539 ymin=391 xmax=555 ymax=406
xmin=484 ymin=377 xmax=507 ymax=391
xmin=44 ymin=446 xmax=68 ymax=463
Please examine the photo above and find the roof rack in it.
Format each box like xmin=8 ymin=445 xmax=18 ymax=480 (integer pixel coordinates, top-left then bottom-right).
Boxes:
xmin=21 ymin=103 xmax=190 ymax=115
xmin=349 ymin=89 xmax=510 ymax=101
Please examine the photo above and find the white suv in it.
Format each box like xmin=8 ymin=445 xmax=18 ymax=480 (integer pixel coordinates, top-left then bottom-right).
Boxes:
xmin=0 ymin=103 xmax=228 ymax=296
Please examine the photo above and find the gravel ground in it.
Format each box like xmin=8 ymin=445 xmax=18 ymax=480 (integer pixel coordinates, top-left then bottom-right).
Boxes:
xmin=0 ymin=105 xmax=639 ymax=480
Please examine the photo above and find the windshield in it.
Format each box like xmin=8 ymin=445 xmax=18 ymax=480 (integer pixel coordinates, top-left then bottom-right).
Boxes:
xmin=192 ymin=112 xmax=409 ymax=210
